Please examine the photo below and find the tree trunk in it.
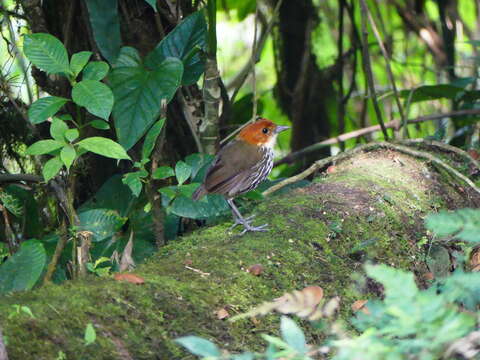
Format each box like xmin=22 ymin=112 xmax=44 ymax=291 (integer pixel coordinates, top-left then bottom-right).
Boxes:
xmin=1 ymin=146 xmax=478 ymax=360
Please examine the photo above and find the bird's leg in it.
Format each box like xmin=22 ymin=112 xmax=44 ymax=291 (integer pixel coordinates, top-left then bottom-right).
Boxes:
xmin=227 ymin=199 xmax=268 ymax=234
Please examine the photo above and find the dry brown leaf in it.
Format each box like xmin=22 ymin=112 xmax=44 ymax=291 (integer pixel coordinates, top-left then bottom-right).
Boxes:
xmin=216 ymin=308 xmax=230 ymax=320
xmin=247 ymin=264 xmax=264 ymax=276
xmin=470 ymin=248 xmax=480 ymax=272
xmin=351 ymin=299 xmax=369 ymax=315
xmin=321 ymin=296 xmax=340 ymax=318
xmin=275 ymin=285 xmax=324 ymax=319
xmin=114 ymin=273 xmax=145 ymax=284
xmin=468 ymin=149 xmax=479 ymax=160
xmin=326 ymin=166 xmax=337 ymax=174
xmin=423 ymin=272 xmax=435 ymax=280
xmin=184 ymin=258 xmax=193 ymax=266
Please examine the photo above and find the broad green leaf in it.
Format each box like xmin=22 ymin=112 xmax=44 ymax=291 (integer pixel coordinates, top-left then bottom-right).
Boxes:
xmin=178 ymin=183 xmax=199 ymax=198
xmin=77 ymin=137 xmax=130 ymax=160
xmin=365 ymin=264 xmax=418 ymax=300
xmin=114 ymin=46 xmax=141 ymax=67
xmin=170 ymin=194 xmax=228 ymax=219
xmin=72 ymin=80 xmax=114 ymax=120
xmin=399 ymin=84 xmax=465 ymax=103
xmin=84 ymin=0 xmax=121 ymax=63
xmin=110 ymin=58 xmax=183 ymax=150
xmin=83 ymin=61 xmax=109 ymax=80
xmin=145 ymin=11 xmax=206 ymax=85
xmin=175 ymin=161 xmax=191 ymax=185
xmin=65 ymin=128 xmax=80 ymax=142
xmin=159 ymin=186 xmax=177 ymax=200
xmin=28 ymin=96 xmax=69 ymax=124
xmin=43 ymin=156 xmax=63 ymax=181
xmin=84 ymin=323 xmax=96 ymax=346
xmin=175 ymin=336 xmax=221 ymax=358
xmin=60 ymin=145 xmax=76 ymax=170
xmin=152 ymin=166 xmax=175 ymax=180
xmin=122 ymin=172 xmax=144 ymax=197
xmin=0 ymin=240 xmax=46 ymax=294
xmin=426 ymin=209 xmax=480 ymax=243
xmin=280 ymin=316 xmax=307 ymax=354
xmin=90 ymin=120 xmax=110 ymax=130
xmin=0 ymin=187 xmax=23 ymax=217
xmin=26 ymin=140 xmax=64 ymax=155
xmin=144 ymin=0 xmax=157 ymax=11
xmin=70 ymin=51 xmax=92 ymax=77
xmin=78 ymin=208 xmax=126 ymax=242
xmin=142 ymin=118 xmax=165 ymax=160
xmin=23 ymin=33 xmax=71 ymax=75
xmin=185 ymin=153 xmax=214 ymax=180
xmin=50 ymin=117 xmax=69 ymax=142
xmin=1 ymin=186 xmax=41 ymax=237
xmin=79 ymin=175 xmax=136 ymax=217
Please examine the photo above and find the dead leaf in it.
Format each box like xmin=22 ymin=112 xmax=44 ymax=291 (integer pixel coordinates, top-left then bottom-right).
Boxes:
xmin=470 ymin=248 xmax=480 ymax=272
xmin=216 ymin=308 xmax=229 ymax=320
xmin=321 ymin=296 xmax=340 ymax=318
xmin=351 ymin=299 xmax=369 ymax=315
xmin=119 ymin=231 xmax=136 ymax=272
xmin=275 ymin=285 xmax=324 ymax=319
xmin=184 ymin=258 xmax=193 ymax=266
xmin=423 ymin=272 xmax=435 ymax=280
xmin=247 ymin=264 xmax=264 ymax=276
xmin=326 ymin=166 xmax=336 ymax=174
xmin=114 ymin=273 xmax=145 ymax=284
xmin=468 ymin=149 xmax=479 ymax=160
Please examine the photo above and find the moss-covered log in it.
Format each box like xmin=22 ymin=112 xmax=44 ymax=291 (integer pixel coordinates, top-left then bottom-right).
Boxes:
xmin=1 ymin=148 xmax=479 ymax=360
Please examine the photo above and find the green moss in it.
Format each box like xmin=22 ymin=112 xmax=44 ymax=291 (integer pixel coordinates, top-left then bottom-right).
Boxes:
xmin=0 ymin=150 xmax=476 ymax=359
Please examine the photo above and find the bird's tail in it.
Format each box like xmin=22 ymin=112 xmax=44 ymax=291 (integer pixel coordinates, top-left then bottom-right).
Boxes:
xmin=192 ymin=184 xmax=207 ymax=200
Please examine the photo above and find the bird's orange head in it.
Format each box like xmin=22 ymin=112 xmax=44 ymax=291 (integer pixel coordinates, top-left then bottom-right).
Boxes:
xmin=237 ymin=118 xmax=289 ymax=148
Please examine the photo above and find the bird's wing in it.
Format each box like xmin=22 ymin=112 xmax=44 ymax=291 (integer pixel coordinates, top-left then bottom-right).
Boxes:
xmin=203 ymin=140 xmax=264 ymax=197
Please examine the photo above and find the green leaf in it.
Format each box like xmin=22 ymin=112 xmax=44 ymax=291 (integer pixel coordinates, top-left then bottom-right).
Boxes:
xmin=170 ymin=194 xmax=229 ymax=219
xmin=43 ymin=156 xmax=63 ymax=182
xmin=145 ymin=11 xmax=206 ymax=85
xmin=280 ymin=316 xmax=307 ymax=354
xmin=70 ymin=51 xmax=92 ymax=77
xmin=110 ymin=58 xmax=183 ymax=150
xmin=78 ymin=208 xmax=126 ymax=242
xmin=72 ymin=80 xmax=114 ymax=120
xmin=50 ymin=117 xmax=69 ymax=142
xmin=60 ymin=145 xmax=76 ymax=170
xmin=365 ymin=264 xmax=418 ymax=300
xmin=84 ymin=0 xmax=121 ymax=64
xmin=142 ymin=118 xmax=165 ymax=160
xmin=65 ymin=128 xmax=80 ymax=142
xmin=114 ymin=47 xmax=141 ymax=67
xmin=175 ymin=336 xmax=221 ymax=358
xmin=152 ymin=166 xmax=175 ymax=180
xmin=23 ymin=33 xmax=71 ymax=75
xmin=84 ymin=323 xmax=96 ymax=346
xmin=0 ymin=240 xmax=46 ymax=294
xmin=82 ymin=61 xmax=110 ymax=81
xmin=122 ymin=172 xmax=144 ymax=197
xmin=178 ymin=183 xmax=199 ymax=198
xmin=90 ymin=120 xmax=110 ymax=130
xmin=1 ymin=185 xmax=41 ymax=238
xmin=26 ymin=140 xmax=64 ymax=155
xmin=426 ymin=209 xmax=480 ymax=243
xmin=28 ymin=96 xmax=69 ymax=125
xmin=399 ymin=84 xmax=465 ymax=103
xmin=77 ymin=137 xmax=130 ymax=160
xmin=144 ymin=0 xmax=157 ymax=11
xmin=175 ymin=161 xmax=192 ymax=185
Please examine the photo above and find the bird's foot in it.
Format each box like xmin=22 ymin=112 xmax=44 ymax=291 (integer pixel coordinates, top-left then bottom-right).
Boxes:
xmin=228 ymin=215 xmax=268 ymax=235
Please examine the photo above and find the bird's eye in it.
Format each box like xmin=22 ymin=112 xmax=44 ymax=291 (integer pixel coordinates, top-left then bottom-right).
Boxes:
xmin=262 ymin=128 xmax=269 ymax=134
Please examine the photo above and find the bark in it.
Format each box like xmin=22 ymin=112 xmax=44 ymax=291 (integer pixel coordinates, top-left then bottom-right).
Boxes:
xmin=1 ymin=147 xmax=478 ymax=360
xmin=273 ymin=0 xmax=333 ymax=161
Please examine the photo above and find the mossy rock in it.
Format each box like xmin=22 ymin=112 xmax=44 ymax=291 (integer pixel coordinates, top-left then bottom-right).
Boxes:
xmin=1 ymin=149 xmax=478 ymax=359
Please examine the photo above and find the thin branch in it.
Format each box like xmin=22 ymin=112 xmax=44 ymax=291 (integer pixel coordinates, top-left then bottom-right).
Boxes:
xmin=0 ymin=174 xmax=43 ymax=183
xmin=265 ymin=142 xmax=480 ymax=197
xmin=251 ymin=4 xmax=259 ymax=119
xmin=275 ymin=109 xmax=480 ymax=165
xmin=0 ymin=326 xmax=8 ymax=360
xmin=359 ymin=0 xmax=389 ymax=139
xmin=365 ymin=3 xmax=408 ymax=138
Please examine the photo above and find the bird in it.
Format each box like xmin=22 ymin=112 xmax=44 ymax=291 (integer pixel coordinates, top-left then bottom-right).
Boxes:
xmin=192 ymin=118 xmax=289 ymax=235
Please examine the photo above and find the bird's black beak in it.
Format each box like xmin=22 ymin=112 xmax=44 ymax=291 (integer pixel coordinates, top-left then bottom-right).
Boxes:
xmin=274 ymin=125 xmax=290 ymax=134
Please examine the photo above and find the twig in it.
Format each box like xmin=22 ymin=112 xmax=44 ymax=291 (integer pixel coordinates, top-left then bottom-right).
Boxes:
xmin=265 ymin=142 xmax=480 ymax=197
xmin=251 ymin=4 xmax=259 ymax=120
xmin=185 ymin=265 xmax=210 ymax=277
xmin=0 ymin=326 xmax=8 ymax=360
xmin=275 ymin=109 xmax=480 ymax=165
xmin=359 ymin=0 xmax=389 ymax=139
xmin=229 ymin=0 xmax=283 ymax=104
xmin=0 ymin=174 xmax=43 ymax=183
xmin=43 ymin=220 xmax=68 ymax=283
xmin=365 ymin=3 xmax=408 ymax=138
xmin=0 ymin=205 xmax=17 ymax=253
